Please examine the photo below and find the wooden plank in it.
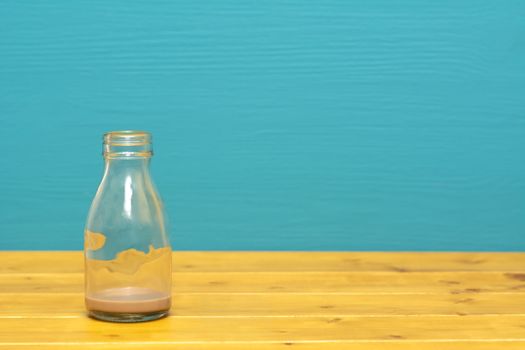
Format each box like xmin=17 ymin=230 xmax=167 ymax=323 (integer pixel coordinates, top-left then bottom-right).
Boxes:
xmin=1 ymin=252 xmax=522 ymax=348
xmin=1 ymin=271 xmax=524 ymax=294
xmin=174 ymin=252 xmax=525 ymax=272
xmin=0 ymin=316 xmax=524 ymax=344
xmin=1 ymin=292 xmax=525 ymax=317
xmin=2 ymin=342 xmax=525 ymax=350
xmin=1 ymin=252 xmax=525 ymax=274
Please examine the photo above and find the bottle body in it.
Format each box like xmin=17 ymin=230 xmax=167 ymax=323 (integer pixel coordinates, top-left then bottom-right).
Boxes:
xmin=84 ymin=131 xmax=171 ymax=322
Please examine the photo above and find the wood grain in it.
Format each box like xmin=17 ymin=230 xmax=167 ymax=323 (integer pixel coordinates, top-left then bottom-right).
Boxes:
xmin=1 ymin=316 xmax=525 ymax=343
xmin=1 ymin=292 xmax=525 ymax=317
xmin=1 ymin=251 xmax=525 ymax=273
xmin=1 ymin=271 xmax=524 ymax=294
xmin=1 ymin=251 xmax=525 ymax=348
xmin=2 ymin=343 xmax=525 ymax=350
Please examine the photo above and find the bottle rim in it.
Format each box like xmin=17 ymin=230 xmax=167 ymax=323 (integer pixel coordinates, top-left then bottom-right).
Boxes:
xmin=103 ymin=130 xmax=153 ymax=158
xmin=104 ymin=130 xmax=151 ymax=146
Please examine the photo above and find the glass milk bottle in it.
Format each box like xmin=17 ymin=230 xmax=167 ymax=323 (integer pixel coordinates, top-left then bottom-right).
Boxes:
xmin=84 ymin=131 xmax=172 ymax=322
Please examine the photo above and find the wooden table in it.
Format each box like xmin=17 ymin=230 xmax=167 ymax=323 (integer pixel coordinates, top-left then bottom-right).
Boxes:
xmin=0 ymin=252 xmax=524 ymax=349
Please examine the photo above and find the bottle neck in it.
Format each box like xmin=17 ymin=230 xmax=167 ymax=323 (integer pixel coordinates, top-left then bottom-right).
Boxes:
xmin=101 ymin=131 xmax=154 ymax=181
xmin=103 ymin=130 xmax=153 ymax=159
xmin=103 ymin=157 xmax=151 ymax=178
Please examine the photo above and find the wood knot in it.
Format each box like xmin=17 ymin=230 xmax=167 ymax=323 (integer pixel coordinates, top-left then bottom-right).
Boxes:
xmin=327 ymin=318 xmax=342 ymax=324
xmin=451 ymin=288 xmax=482 ymax=294
xmin=454 ymin=298 xmax=474 ymax=304
xmin=439 ymin=280 xmax=460 ymax=285
xmin=389 ymin=266 xmax=409 ymax=273
xmin=208 ymin=281 xmax=226 ymax=286
xmin=387 ymin=334 xmax=404 ymax=339
xmin=457 ymin=258 xmax=485 ymax=265
xmin=505 ymin=273 xmax=525 ymax=282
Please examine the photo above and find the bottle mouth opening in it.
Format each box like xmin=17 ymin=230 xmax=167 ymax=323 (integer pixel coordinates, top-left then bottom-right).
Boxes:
xmin=103 ymin=130 xmax=152 ymax=158
xmin=104 ymin=130 xmax=151 ymax=146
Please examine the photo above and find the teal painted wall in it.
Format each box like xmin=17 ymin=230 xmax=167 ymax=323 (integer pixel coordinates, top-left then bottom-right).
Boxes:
xmin=1 ymin=1 xmax=524 ymax=251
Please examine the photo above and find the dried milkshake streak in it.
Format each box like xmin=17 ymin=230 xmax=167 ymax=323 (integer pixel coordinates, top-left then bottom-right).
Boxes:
xmin=85 ymin=243 xmax=172 ymax=322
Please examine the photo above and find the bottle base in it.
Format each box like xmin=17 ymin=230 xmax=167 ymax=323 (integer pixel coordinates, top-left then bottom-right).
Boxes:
xmin=88 ymin=309 xmax=169 ymax=323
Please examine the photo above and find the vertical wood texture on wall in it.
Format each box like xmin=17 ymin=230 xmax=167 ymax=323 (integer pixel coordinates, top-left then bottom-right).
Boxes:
xmin=0 ymin=1 xmax=524 ymax=250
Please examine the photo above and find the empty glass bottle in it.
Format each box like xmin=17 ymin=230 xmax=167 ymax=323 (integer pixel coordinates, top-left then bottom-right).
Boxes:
xmin=84 ymin=130 xmax=172 ymax=322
